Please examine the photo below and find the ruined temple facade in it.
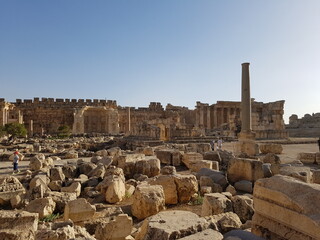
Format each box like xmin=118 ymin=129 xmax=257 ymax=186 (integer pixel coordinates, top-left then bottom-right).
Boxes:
xmin=0 ymin=98 xmax=119 ymax=136
xmin=195 ymin=100 xmax=288 ymax=139
xmin=286 ymin=113 xmax=320 ymax=137
xmin=0 ymin=97 xmax=287 ymax=140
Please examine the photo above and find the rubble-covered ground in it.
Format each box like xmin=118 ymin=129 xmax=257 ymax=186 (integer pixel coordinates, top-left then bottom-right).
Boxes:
xmin=0 ymin=136 xmax=319 ymax=240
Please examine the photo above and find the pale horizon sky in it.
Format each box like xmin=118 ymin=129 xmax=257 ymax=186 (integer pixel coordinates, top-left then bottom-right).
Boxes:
xmin=1 ymin=1 xmax=320 ymax=123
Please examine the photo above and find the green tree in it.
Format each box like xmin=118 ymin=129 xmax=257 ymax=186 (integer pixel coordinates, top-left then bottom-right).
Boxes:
xmin=57 ymin=125 xmax=71 ymax=138
xmin=3 ymin=123 xmax=27 ymax=138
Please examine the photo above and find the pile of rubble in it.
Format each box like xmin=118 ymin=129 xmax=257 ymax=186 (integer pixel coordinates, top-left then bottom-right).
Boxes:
xmin=0 ymin=140 xmax=319 ymax=240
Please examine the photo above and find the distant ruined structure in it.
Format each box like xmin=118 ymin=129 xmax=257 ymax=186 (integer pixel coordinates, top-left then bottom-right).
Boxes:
xmin=286 ymin=113 xmax=320 ymax=137
xmin=0 ymin=97 xmax=288 ymax=140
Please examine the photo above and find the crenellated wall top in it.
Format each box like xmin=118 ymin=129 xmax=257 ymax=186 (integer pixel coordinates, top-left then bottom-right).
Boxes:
xmin=13 ymin=97 xmax=117 ymax=108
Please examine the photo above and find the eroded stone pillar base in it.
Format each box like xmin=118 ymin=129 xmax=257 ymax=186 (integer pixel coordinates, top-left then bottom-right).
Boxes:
xmin=235 ymin=131 xmax=259 ymax=156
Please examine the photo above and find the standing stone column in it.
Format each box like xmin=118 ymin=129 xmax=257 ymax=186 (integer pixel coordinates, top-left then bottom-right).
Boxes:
xmin=241 ymin=62 xmax=251 ymax=132
xmin=206 ymin=106 xmax=211 ymax=129
xmin=128 ymin=107 xmax=131 ymax=134
xmin=236 ymin=62 xmax=259 ymax=156
xmin=213 ymin=108 xmax=217 ymax=128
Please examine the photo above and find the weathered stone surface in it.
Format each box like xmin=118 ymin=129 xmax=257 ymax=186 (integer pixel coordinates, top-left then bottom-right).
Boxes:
xmin=261 ymin=153 xmax=281 ymax=164
xmin=203 ymin=151 xmax=222 ymax=163
xmin=201 ymin=193 xmax=232 ymax=217
xmin=143 ymin=147 xmax=154 ymax=156
xmin=97 ymin=156 xmax=113 ymax=167
xmin=312 ymin=169 xmax=320 ymax=184
xmin=0 ymin=176 xmax=25 ymax=205
xmin=262 ymin=163 xmax=272 ymax=178
xmin=96 ymin=149 xmax=109 ymax=157
xmin=252 ymin=175 xmax=320 ymax=239
xmin=65 ymin=150 xmax=78 ymax=159
xmin=205 ymin=212 xmax=242 ymax=234
xmin=88 ymin=164 xmax=106 ymax=178
xmin=61 ymin=182 xmax=81 ymax=197
xmin=48 ymin=180 xmax=63 ymax=191
xmin=280 ymin=165 xmax=311 ymax=183
xmin=232 ymin=195 xmax=254 ymax=223
xmin=179 ymin=229 xmax=223 ymax=240
xmin=131 ymin=184 xmax=165 ymax=220
xmin=96 ymin=172 xmax=126 ymax=203
xmin=259 ymin=144 xmax=283 ymax=154
xmin=26 ymin=197 xmax=56 ymax=219
xmin=155 ymin=149 xmax=182 ymax=166
xmin=78 ymin=162 xmax=97 ymax=175
xmin=227 ymin=158 xmax=264 ymax=184
xmin=196 ymin=168 xmax=228 ymax=189
xmin=50 ymin=167 xmax=66 ymax=181
xmin=234 ymin=180 xmax=253 ymax=193
xmin=226 ymin=185 xmax=237 ymax=196
xmin=107 ymin=147 xmax=122 ymax=157
xmin=135 ymin=210 xmax=209 ymax=240
xmin=147 ymin=175 xmax=178 ymax=204
xmin=200 ymin=176 xmax=214 ymax=188
xmin=189 ymin=160 xmax=213 ymax=172
xmin=91 ymin=155 xmax=103 ymax=164
xmin=115 ymin=153 xmax=144 ymax=177
xmin=182 ymin=152 xmax=203 ymax=169
xmin=161 ymin=166 xmax=176 ymax=175
xmin=95 ymin=214 xmax=133 ymax=240
xmin=10 ymin=193 xmax=25 ymax=209
xmin=36 ymin=225 xmax=76 ymax=240
xmin=62 ymin=164 xmax=78 ymax=179
xmin=29 ymin=155 xmax=43 ymax=171
xmin=46 ymin=191 xmax=77 ymax=213
xmin=135 ymin=158 xmax=161 ymax=177
xmin=298 ymin=152 xmax=320 ymax=164
xmin=173 ymin=174 xmax=198 ymax=203
xmin=105 ymin=175 xmax=126 ymax=203
xmin=187 ymin=143 xmax=211 ymax=154
xmin=0 ymin=210 xmax=38 ymax=240
xmin=234 ymin=139 xmax=259 ymax=157
xmin=64 ymin=198 xmax=96 ymax=222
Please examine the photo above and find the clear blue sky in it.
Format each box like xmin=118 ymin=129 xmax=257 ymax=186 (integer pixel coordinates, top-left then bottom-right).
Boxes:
xmin=1 ymin=1 xmax=320 ymax=123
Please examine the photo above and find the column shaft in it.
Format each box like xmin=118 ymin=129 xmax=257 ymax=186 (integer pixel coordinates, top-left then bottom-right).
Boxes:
xmin=241 ymin=62 xmax=251 ymax=132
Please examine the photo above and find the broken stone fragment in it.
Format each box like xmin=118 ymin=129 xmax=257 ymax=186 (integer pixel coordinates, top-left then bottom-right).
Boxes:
xmin=26 ymin=197 xmax=56 ymax=219
xmin=131 ymin=183 xmax=165 ymax=220
xmin=259 ymin=144 xmax=283 ymax=154
xmin=135 ymin=210 xmax=209 ymax=240
xmin=234 ymin=180 xmax=253 ymax=193
xmin=179 ymin=229 xmax=223 ymax=240
xmin=252 ymin=175 xmax=320 ymax=239
xmin=205 ymin=212 xmax=242 ymax=234
xmin=50 ymin=167 xmax=66 ymax=181
xmin=61 ymin=181 xmax=81 ymax=197
xmin=95 ymin=214 xmax=133 ymax=240
xmin=227 ymin=158 xmax=264 ymax=184
xmin=64 ymin=198 xmax=96 ymax=222
xmin=201 ymin=193 xmax=232 ymax=217
xmin=0 ymin=176 xmax=25 ymax=206
xmin=147 ymin=175 xmax=178 ymax=204
xmin=173 ymin=174 xmax=198 ymax=203
xmin=231 ymin=195 xmax=254 ymax=223
xmin=0 ymin=210 xmax=38 ymax=240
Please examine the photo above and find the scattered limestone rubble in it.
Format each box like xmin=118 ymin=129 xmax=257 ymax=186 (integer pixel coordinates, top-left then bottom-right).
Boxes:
xmin=0 ymin=138 xmax=319 ymax=239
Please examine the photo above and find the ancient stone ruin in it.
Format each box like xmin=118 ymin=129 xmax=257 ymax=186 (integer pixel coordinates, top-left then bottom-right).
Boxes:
xmin=286 ymin=113 xmax=320 ymax=137
xmin=0 ymin=63 xmax=319 ymax=240
xmin=0 ymin=96 xmax=287 ymax=140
